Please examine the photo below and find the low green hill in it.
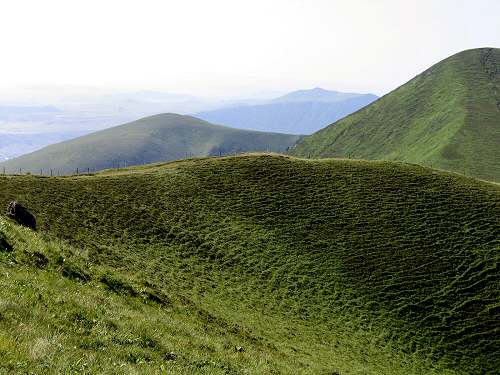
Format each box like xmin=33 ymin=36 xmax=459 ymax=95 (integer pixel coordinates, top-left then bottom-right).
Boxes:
xmin=0 ymin=154 xmax=498 ymax=374
xmin=291 ymin=48 xmax=500 ymax=182
xmin=0 ymin=113 xmax=301 ymax=174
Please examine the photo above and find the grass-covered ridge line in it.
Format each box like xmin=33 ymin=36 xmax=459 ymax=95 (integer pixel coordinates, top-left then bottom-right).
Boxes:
xmin=0 ymin=154 xmax=499 ymax=374
xmin=0 ymin=113 xmax=301 ymax=175
xmin=291 ymin=48 xmax=500 ymax=182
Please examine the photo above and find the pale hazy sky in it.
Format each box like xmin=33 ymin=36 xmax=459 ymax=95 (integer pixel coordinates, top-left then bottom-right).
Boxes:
xmin=0 ymin=0 xmax=499 ymax=100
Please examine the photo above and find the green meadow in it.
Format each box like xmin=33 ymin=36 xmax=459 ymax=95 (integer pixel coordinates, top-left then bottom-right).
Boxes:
xmin=0 ymin=154 xmax=498 ymax=374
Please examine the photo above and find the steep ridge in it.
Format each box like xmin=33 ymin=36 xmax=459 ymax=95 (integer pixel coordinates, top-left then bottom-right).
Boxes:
xmin=0 ymin=154 xmax=498 ymax=374
xmin=291 ymin=48 xmax=500 ymax=182
xmin=0 ymin=113 xmax=300 ymax=174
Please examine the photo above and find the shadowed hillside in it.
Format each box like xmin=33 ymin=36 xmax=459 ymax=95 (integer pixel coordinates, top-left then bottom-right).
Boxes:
xmin=291 ymin=48 xmax=500 ymax=182
xmin=0 ymin=154 xmax=498 ymax=374
xmin=0 ymin=114 xmax=300 ymax=174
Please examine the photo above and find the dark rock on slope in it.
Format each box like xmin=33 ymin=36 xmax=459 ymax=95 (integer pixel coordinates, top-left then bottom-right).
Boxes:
xmin=6 ymin=201 xmax=37 ymax=230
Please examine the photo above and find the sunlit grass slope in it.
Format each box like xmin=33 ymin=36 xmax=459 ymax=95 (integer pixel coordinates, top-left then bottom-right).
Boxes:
xmin=291 ymin=48 xmax=500 ymax=182
xmin=2 ymin=218 xmax=354 ymax=374
xmin=0 ymin=113 xmax=300 ymax=175
xmin=0 ymin=154 xmax=499 ymax=374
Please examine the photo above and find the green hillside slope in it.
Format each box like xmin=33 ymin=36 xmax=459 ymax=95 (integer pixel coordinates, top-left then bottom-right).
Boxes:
xmin=291 ymin=48 xmax=500 ymax=182
xmin=0 ymin=113 xmax=300 ymax=174
xmin=0 ymin=154 xmax=498 ymax=374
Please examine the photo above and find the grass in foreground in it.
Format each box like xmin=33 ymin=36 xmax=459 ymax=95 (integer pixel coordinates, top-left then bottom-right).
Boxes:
xmin=0 ymin=218 xmax=447 ymax=375
xmin=0 ymin=154 xmax=498 ymax=374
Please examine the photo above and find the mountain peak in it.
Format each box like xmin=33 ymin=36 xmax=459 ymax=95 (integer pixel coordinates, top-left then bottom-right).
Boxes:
xmin=196 ymin=88 xmax=378 ymax=134
xmin=271 ymin=87 xmax=376 ymax=104
xmin=291 ymin=48 xmax=500 ymax=182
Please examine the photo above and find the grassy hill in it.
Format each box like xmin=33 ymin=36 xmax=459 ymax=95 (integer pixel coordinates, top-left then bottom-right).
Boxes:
xmin=291 ymin=48 xmax=500 ymax=182
xmin=196 ymin=88 xmax=377 ymax=134
xmin=0 ymin=113 xmax=300 ymax=175
xmin=0 ymin=154 xmax=498 ymax=374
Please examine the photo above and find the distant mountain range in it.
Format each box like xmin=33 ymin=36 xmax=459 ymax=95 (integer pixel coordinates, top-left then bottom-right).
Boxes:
xmin=0 ymin=113 xmax=300 ymax=174
xmin=0 ymin=88 xmax=375 ymax=160
xmin=271 ymin=87 xmax=373 ymax=103
xmin=4 ymin=46 xmax=499 ymax=182
xmin=292 ymin=48 xmax=500 ymax=182
xmin=196 ymin=88 xmax=378 ymax=134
